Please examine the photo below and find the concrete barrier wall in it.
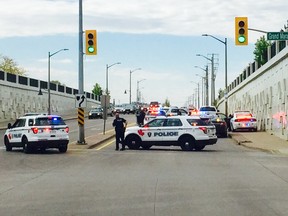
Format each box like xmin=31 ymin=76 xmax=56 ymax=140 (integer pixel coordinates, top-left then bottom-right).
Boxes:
xmin=217 ymin=42 xmax=288 ymax=140
xmin=0 ymin=71 xmax=100 ymax=122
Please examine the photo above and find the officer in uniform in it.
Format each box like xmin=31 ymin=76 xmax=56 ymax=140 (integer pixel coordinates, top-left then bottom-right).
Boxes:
xmin=112 ymin=112 xmax=127 ymax=151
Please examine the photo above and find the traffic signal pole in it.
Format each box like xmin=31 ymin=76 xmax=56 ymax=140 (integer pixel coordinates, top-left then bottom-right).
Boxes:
xmin=78 ymin=0 xmax=85 ymax=144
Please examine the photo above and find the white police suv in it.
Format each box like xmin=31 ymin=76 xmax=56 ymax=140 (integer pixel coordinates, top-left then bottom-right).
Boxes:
xmin=4 ymin=114 xmax=69 ymax=153
xmin=124 ymin=115 xmax=217 ymax=151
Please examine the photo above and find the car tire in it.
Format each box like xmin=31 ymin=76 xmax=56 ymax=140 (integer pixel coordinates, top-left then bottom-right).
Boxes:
xmin=4 ymin=136 xmax=12 ymax=151
xmin=59 ymin=145 xmax=68 ymax=153
xmin=179 ymin=136 xmax=194 ymax=151
xmin=125 ymin=135 xmax=141 ymax=150
xmin=22 ymin=137 xmax=31 ymax=154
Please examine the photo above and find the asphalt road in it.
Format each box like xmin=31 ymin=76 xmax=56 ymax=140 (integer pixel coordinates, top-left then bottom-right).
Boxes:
xmin=1 ymin=136 xmax=288 ymax=215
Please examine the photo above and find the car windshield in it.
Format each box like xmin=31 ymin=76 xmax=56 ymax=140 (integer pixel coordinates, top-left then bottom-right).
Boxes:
xmin=34 ymin=117 xmax=66 ymax=126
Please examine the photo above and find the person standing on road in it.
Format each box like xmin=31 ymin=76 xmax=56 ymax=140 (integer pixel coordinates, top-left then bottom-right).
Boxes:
xmin=112 ymin=112 xmax=127 ymax=151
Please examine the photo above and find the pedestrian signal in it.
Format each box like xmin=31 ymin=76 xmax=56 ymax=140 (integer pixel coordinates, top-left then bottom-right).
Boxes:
xmin=85 ymin=30 xmax=97 ymax=55
xmin=235 ymin=17 xmax=248 ymax=45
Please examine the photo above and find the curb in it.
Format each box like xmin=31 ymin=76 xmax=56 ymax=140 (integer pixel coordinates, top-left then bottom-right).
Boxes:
xmin=87 ymin=134 xmax=115 ymax=149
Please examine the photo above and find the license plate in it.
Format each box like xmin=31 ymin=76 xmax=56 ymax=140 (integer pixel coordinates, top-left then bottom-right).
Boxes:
xmin=50 ymin=130 xmax=56 ymax=134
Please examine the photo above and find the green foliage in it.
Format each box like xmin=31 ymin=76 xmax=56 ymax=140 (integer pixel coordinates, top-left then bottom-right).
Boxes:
xmin=92 ymin=83 xmax=103 ymax=96
xmin=51 ymin=80 xmax=62 ymax=85
xmin=163 ymin=98 xmax=170 ymax=107
xmin=0 ymin=55 xmax=26 ymax=75
xmin=253 ymin=36 xmax=270 ymax=66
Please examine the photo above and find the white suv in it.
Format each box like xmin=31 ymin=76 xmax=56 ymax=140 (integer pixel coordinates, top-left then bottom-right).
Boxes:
xmin=4 ymin=114 xmax=69 ymax=153
xmin=124 ymin=115 xmax=217 ymax=151
xmin=199 ymin=106 xmax=218 ymax=119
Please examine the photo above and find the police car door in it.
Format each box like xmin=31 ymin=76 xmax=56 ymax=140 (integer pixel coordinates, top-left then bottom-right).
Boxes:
xmin=142 ymin=118 xmax=166 ymax=142
xmin=8 ymin=118 xmax=26 ymax=144
xmin=161 ymin=118 xmax=183 ymax=142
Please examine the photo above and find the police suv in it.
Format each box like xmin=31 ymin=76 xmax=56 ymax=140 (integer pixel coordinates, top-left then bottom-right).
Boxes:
xmin=124 ymin=115 xmax=217 ymax=151
xmin=3 ymin=114 xmax=69 ymax=153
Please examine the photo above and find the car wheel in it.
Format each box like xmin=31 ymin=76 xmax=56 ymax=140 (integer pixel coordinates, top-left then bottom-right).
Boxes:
xmin=179 ymin=136 xmax=194 ymax=151
xmin=125 ymin=135 xmax=141 ymax=150
xmin=194 ymin=144 xmax=205 ymax=151
xmin=22 ymin=137 xmax=31 ymax=154
xmin=4 ymin=136 xmax=12 ymax=151
xmin=59 ymin=145 xmax=68 ymax=153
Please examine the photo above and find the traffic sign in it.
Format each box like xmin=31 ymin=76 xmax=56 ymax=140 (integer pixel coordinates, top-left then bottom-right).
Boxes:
xmin=75 ymin=94 xmax=87 ymax=108
xmin=267 ymin=32 xmax=288 ymax=40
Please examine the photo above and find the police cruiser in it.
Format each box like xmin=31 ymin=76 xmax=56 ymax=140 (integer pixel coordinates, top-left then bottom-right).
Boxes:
xmin=4 ymin=114 xmax=69 ymax=153
xmin=124 ymin=115 xmax=217 ymax=151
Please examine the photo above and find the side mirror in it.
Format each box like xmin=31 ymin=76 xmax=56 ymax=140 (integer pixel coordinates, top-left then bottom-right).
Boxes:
xmin=7 ymin=123 xmax=12 ymax=129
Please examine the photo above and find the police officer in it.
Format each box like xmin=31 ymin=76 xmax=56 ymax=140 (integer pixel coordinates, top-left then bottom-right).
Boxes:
xmin=112 ymin=112 xmax=127 ymax=151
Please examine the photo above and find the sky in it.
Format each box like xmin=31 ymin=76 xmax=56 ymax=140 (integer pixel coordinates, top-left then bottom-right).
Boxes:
xmin=0 ymin=0 xmax=287 ymax=107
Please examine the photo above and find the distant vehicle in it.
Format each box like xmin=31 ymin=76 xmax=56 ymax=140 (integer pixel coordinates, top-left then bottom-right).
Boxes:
xmin=148 ymin=101 xmax=160 ymax=115
xmin=88 ymin=108 xmax=103 ymax=119
xmin=230 ymin=111 xmax=257 ymax=132
xmin=123 ymin=104 xmax=137 ymax=114
xmin=165 ymin=107 xmax=188 ymax=116
xmin=199 ymin=106 xmax=218 ymax=119
xmin=4 ymin=114 xmax=69 ymax=153
xmin=113 ymin=105 xmax=125 ymax=114
xmin=210 ymin=113 xmax=228 ymax=137
xmin=124 ymin=115 xmax=217 ymax=151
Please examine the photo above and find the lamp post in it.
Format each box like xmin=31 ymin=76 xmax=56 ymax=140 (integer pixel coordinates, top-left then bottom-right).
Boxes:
xmin=103 ymin=62 xmax=120 ymax=135
xmin=106 ymin=62 xmax=121 ymax=95
xmin=202 ymin=34 xmax=228 ymax=116
xmin=195 ymin=66 xmax=209 ymax=106
xmin=129 ymin=68 xmax=141 ymax=104
xmin=137 ymin=79 xmax=146 ymax=103
xmin=196 ymin=53 xmax=215 ymax=105
xmin=196 ymin=74 xmax=205 ymax=107
xmin=48 ymin=48 xmax=69 ymax=115
xmin=190 ymin=81 xmax=200 ymax=108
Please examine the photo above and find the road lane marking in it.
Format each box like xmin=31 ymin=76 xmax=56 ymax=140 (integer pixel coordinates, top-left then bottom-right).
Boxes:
xmin=96 ymin=139 xmax=114 ymax=151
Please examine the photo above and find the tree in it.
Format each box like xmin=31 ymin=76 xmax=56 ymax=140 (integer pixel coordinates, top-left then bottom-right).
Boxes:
xmin=92 ymin=83 xmax=103 ymax=97
xmin=51 ymin=80 xmax=63 ymax=85
xmin=0 ymin=55 xmax=26 ymax=75
xmin=163 ymin=98 xmax=170 ymax=107
xmin=253 ymin=36 xmax=270 ymax=66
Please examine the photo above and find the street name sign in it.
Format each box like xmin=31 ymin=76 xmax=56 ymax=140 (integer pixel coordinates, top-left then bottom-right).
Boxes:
xmin=267 ymin=32 xmax=288 ymax=40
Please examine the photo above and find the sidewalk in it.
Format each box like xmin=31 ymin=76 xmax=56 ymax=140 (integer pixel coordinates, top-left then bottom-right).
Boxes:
xmin=229 ymin=131 xmax=288 ymax=155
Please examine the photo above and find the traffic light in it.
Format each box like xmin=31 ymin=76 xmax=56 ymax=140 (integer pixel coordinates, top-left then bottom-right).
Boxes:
xmin=235 ymin=17 xmax=248 ymax=45
xmin=85 ymin=30 xmax=97 ymax=55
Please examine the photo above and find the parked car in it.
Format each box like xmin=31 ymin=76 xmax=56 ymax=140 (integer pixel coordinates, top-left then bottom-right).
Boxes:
xmin=113 ymin=105 xmax=125 ymax=114
xmin=210 ymin=113 xmax=228 ymax=137
xmin=230 ymin=111 xmax=257 ymax=132
xmin=4 ymin=114 xmax=69 ymax=153
xmin=88 ymin=108 xmax=104 ymax=119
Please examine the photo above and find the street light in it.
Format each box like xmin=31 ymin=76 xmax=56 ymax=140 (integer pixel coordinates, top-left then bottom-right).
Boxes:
xmin=48 ymin=48 xmax=69 ymax=114
xmin=195 ymin=65 xmax=209 ymax=106
xmin=137 ymin=79 xmax=146 ymax=103
xmin=202 ymin=34 xmax=228 ymax=116
xmin=106 ymin=62 xmax=121 ymax=95
xmin=190 ymin=81 xmax=200 ymax=108
xmin=196 ymin=53 xmax=216 ymax=104
xmin=129 ymin=68 xmax=141 ymax=104
xmin=196 ymin=74 xmax=205 ymax=107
